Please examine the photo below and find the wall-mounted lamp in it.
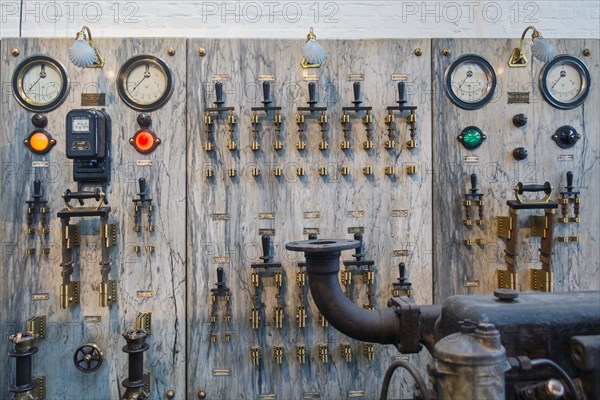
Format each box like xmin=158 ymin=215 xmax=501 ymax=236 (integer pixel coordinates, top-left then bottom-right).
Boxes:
xmin=508 ymin=25 xmax=555 ymax=67
xmin=301 ymin=27 xmax=326 ymax=69
xmin=68 ymin=26 xmax=105 ymax=68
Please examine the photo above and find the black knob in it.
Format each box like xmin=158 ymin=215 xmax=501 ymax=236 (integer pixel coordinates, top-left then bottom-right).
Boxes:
xmin=33 ymin=179 xmax=42 ymax=197
xmin=398 ymin=262 xmax=406 ymax=280
xmin=261 ymin=235 xmax=273 ymax=261
xmin=512 ymin=113 xmax=528 ymax=127
xmin=353 ymin=82 xmax=362 ymax=105
xmin=137 ymin=113 xmax=152 ymax=128
xmin=566 ymin=171 xmax=574 ymax=191
xmin=552 ymin=125 xmax=581 ymax=149
xmin=138 ymin=178 xmax=147 ymax=195
xmin=262 ymin=81 xmax=272 ymax=105
xmin=308 ymin=234 xmax=318 ymax=240
xmin=494 ymin=289 xmax=519 ymax=301
xmin=216 ymin=267 xmax=224 ymax=288
xmin=308 ymin=82 xmax=317 ymax=105
xmin=513 ymin=147 xmax=528 ymax=161
xmin=470 ymin=173 xmax=478 ymax=193
xmin=215 ymin=82 xmax=224 ymax=105
xmin=397 ymin=82 xmax=407 ymax=104
xmin=31 ymin=114 xmax=48 ymax=128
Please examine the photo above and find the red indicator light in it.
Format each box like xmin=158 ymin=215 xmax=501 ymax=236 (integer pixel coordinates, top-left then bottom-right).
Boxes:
xmin=130 ymin=129 xmax=160 ymax=154
xmin=24 ymin=130 xmax=56 ymax=154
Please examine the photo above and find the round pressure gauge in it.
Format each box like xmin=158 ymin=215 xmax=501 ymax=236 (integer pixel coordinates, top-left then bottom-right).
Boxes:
xmin=117 ymin=55 xmax=174 ymax=111
xmin=539 ymin=55 xmax=591 ymax=109
xmin=445 ymin=54 xmax=497 ymax=110
xmin=12 ymin=55 xmax=69 ymax=112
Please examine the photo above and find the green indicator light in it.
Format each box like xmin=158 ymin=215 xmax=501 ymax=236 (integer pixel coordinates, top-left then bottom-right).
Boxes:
xmin=458 ymin=126 xmax=486 ymax=150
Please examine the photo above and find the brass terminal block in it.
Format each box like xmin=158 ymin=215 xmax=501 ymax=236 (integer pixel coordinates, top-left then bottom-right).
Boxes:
xmin=497 ymin=270 xmax=515 ymax=290
xmin=99 ymin=280 xmax=117 ymax=307
xmin=296 ymin=345 xmax=306 ymax=364
xmin=273 ymin=306 xmax=283 ymax=329
xmin=318 ymin=344 xmax=328 ymax=364
xmin=203 ymin=142 xmax=214 ymax=152
xmin=227 ymin=140 xmax=237 ymax=150
xmin=251 ymin=347 xmax=261 ymax=366
xmin=251 ymin=167 xmax=261 ymax=177
xmin=557 ymin=236 xmax=581 ymax=243
xmin=531 ymin=269 xmax=552 ymax=292
xmin=100 ymin=224 xmax=118 ymax=248
xmin=406 ymin=165 xmax=418 ymax=175
xmin=341 ymin=344 xmax=352 ymax=363
xmin=341 ymin=140 xmax=351 ymax=150
xmin=319 ymin=313 xmax=328 ymax=327
xmin=205 ymin=169 xmax=214 ymax=178
xmin=319 ymin=167 xmax=328 ymax=177
xmin=497 ymin=216 xmax=513 ymax=239
xmin=340 ymin=167 xmax=350 ymax=176
xmin=363 ymin=166 xmax=373 ymax=175
xmin=385 ymin=167 xmax=396 ymax=176
xmin=250 ymin=306 xmax=260 ymax=330
xmin=273 ymin=168 xmax=282 ymax=177
xmin=363 ymin=343 xmax=375 ymax=361
xmin=26 ymin=316 xmax=46 ymax=339
xmin=136 ymin=312 xmax=152 ymax=333
xmin=64 ymin=224 xmax=80 ymax=249
xmin=406 ymin=140 xmax=417 ymax=149
xmin=296 ymin=168 xmax=305 ymax=177
xmin=273 ymin=140 xmax=283 ymax=151
xmin=531 ymin=215 xmax=549 ymax=238
xmin=274 ymin=346 xmax=284 ymax=365
xmin=227 ymin=169 xmax=237 ymax=177
xmin=296 ymin=306 xmax=306 ymax=328
xmin=296 ymin=140 xmax=306 ymax=150
xmin=296 ymin=271 xmax=305 ymax=287
xmin=60 ymin=281 xmax=80 ymax=309
xmin=251 ymin=141 xmax=260 ymax=151
xmin=384 ymin=140 xmax=395 ymax=149
xmin=363 ymin=140 xmax=373 ymax=150
xmin=318 ymin=140 xmax=328 ymax=150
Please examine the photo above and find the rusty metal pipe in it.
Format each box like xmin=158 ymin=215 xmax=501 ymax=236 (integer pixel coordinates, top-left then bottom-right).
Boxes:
xmin=286 ymin=239 xmax=402 ymax=344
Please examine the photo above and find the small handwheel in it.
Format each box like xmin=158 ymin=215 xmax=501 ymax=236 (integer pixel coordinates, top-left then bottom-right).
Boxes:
xmin=74 ymin=343 xmax=103 ymax=373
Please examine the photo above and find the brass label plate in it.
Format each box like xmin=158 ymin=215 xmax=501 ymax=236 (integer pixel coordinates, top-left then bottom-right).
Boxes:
xmin=32 ymin=293 xmax=49 ymax=301
xmin=31 ymin=161 xmax=49 ymax=168
xmin=558 ymin=154 xmax=575 ymax=162
xmin=212 ymin=369 xmax=230 ymax=376
xmin=348 ymin=391 xmax=365 ymax=398
xmin=81 ymin=93 xmax=106 ymax=107
xmin=507 ymin=92 xmax=530 ymax=104
xmin=303 ymin=74 xmax=319 ymax=81
xmin=303 ymin=228 xmax=320 ymax=235
xmin=394 ymin=355 xmax=410 ymax=362
xmin=464 ymin=156 xmax=479 ymax=164
xmin=136 ymin=160 xmax=153 ymax=166
xmin=393 ymin=250 xmax=413 ymax=257
xmin=213 ymin=257 xmax=230 ymax=264
xmin=84 ymin=316 xmax=101 ymax=323
xmin=304 ymin=393 xmax=320 ymax=398
xmin=348 ymin=210 xmax=365 ymax=218
xmin=259 ymin=395 xmax=276 ymax=400
xmin=212 ymin=213 xmax=230 ymax=221
xmin=392 ymin=210 xmax=409 ymax=218
xmin=136 ymin=291 xmax=154 ymax=298
xmin=464 ymin=280 xmax=481 ymax=287
xmin=213 ymin=74 xmax=230 ymax=81
xmin=258 ymin=213 xmax=275 ymax=220
xmin=303 ymin=211 xmax=320 ymax=219
xmin=348 ymin=73 xmax=364 ymax=81
xmin=259 ymin=74 xmax=275 ymax=81
xmin=348 ymin=227 xmax=365 ymax=234
xmin=259 ymin=229 xmax=276 ymax=236
xmin=391 ymin=74 xmax=408 ymax=81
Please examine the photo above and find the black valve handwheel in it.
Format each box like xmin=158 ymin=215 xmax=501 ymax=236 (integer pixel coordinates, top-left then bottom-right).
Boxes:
xmin=74 ymin=343 xmax=103 ymax=373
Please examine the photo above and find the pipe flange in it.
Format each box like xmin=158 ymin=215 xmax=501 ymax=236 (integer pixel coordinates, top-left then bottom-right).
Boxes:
xmin=286 ymin=239 xmax=359 ymax=253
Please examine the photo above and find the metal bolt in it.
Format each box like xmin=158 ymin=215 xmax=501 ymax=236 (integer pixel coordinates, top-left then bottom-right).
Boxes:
xmin=582 ymin=48 xmax=591 ymax=57
xmin=198 ymin=48 xmax=206 ymax=57
xmin=11 ymin=48 xmax=20 ymax=57
xmin=414 ymin=48 xmax=422 ymax=56
xmin=167 ymin=48 xmax=175 ymax=56
xmin=166 ymin=390 xmax=175 ymax=399
xmin=197 ymin=390 xmax=206 ymax=399
xmin=442 ymin=48 xmax=451 ymax=56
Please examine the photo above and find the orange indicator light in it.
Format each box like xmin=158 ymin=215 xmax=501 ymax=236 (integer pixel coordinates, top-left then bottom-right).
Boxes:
xmin=130 ymin=129 xmax=160 ymax=154
xmin=24 ymin=130 xmax=56 ymax=154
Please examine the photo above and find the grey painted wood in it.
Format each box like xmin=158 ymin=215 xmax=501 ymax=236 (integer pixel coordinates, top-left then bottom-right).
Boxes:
xmin=432 ymin=39 xmax=600 ymax=300
xmin=0 ymin=38 xmax=187 ymax=399
xmin=186 ymin=39 xmax=433 ymax=399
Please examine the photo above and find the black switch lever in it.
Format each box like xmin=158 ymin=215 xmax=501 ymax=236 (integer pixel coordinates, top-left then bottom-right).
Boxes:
xmin=343 ymin=232 xmax=375 ymax=267
xmin=33 ymin=179 xmax=42 ymax=201
xmin=262 ymin=81 xmax=272 ymax=107
xmin=138 ymin=178 xmax=148 ymax=197
xmin=470 ymin=173 xmax=478 ymax=194
xmin=251 ymin=234 xmax=282 ymax=269
xmin=215 ymin=82 xmax=225 ymax=106
xmin=566 ymin=171 xmax=573 ymax=192
xmin=397 ymin=81 xmax=407 ymax=104
xmin=352 ymin=81 xmax=362 ymax=107
xmin=308 ymin=82 xmax=317 ymax=106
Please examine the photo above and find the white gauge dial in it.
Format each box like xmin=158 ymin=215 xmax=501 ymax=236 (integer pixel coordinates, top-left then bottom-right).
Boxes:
xmin=450 ymin=62 xmax=489 ymax=103
xmin=12 ymin=55 xmax=69 ymax=112
xmin=117 ymin=55 xmax=174 ymax=111
xmin=539 ymin=55 xmax=590 ymax=109
xmin=444 ymin=54 xmax=497 ymax=110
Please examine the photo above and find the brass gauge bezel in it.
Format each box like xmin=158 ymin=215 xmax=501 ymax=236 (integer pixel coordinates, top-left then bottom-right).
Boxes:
xmin=539 ymin=54 xmax=591 ymax=110
xmin=12 ymin=55 xmax=69 ymax=112
xmin=117 ymin=55 xmax=174 ymax=112
xmin=444 ymin=54 xmax=497 ymax=110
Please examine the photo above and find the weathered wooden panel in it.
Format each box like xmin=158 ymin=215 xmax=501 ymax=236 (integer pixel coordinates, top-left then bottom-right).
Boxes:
xmin=0 ymin=38 xmax=186 ymax=399
xmin=432 ymin=39 xmax=600 ymax=300
xmin=186 ymin=38 xmax=433 ymax=399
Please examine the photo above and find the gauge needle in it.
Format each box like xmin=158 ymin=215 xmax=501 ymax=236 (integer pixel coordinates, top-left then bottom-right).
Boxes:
xmin=552 ymin=70 xmax=567 ymax=89
xmin=132 ymin=64 xmax=151 ymax=92
xmin=28 ymin=65 xmax=47 ymax=91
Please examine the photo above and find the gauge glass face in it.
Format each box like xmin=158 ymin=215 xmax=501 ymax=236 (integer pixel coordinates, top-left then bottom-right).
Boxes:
xmin=449 ymin=62 xmax=490 ymax=104
xmin=19 ymin=61 xmax=64 ymax=105
xmin=71 ymin=117 xmax=90 ymax=133
xmin=124 ymin=62 xmax=168 ymax=105
xmin=117 ymin=55 xmax=174 ymax=111
xmin=544 ymin=62 xmax=582 ymax=102
xmin=444 ymin=54 xmax=496 ymax=110
xmin=13 ymin=55 xmax=69 ymax=112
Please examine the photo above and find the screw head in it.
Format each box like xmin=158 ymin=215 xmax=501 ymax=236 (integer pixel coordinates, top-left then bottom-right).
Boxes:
xmin=11 ymin=48 xmax=20 ymax=57
xmin=414 ymin=48 xmax=422 ymax=56
xmin=197 ymin=390 xmax=206 ymax=399
xmin=166 ymin=389 xmax=175 ymax=399
xmin=198 ymin=48 xmax=206 ymax=57
xmin=167 ymin=48 xmax=176 ymax=57
xmin=442 ymin=48 xmax=451 ymax=56
xmin=582 ymin=48 xmax=591 ymax=57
